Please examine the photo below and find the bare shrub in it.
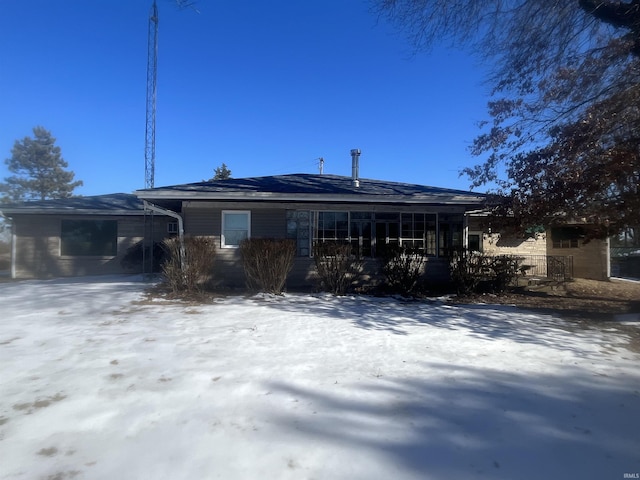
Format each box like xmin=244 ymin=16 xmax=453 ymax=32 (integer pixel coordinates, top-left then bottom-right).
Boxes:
xmin=313 ymin=242 xmax=363 ymax=295
xmin=240 ymin=238 xmax=296 ymax=294
xmin=450 ymin=250 xmax=521 ymax=295
xmin=489 ymin=255 xmax=522 ymax=293
xmin=380 ymin=244 xmax=426 ymax=295
xmin=162 ymin=236 xmax=216 ymax=294
xmin=450 ymin=249 xmax=491 ymax=295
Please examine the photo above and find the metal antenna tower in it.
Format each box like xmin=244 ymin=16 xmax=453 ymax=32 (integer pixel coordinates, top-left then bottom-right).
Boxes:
xmin=145 ymin=0 xmax=158 ymax=189
xmin=143 ymin=0 xmax=158 ymax=278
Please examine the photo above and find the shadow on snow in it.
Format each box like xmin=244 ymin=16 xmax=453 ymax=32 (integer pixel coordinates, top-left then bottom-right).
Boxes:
xmin=253 ymin=294 xmax=632 ymax=356
xmin=263 ymin=362 xmax=640 ymax=479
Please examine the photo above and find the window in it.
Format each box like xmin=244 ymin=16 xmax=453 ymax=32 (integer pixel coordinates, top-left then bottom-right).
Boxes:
xmin=309 ymin=210 xmax=442 ymax=257
xmin=400 ymin=213 xmax=437 ymax=255
xmin=222 ymin=211 xmax=250 ymax=247
xmin=468 ymin=232 xmax=482 ymax=252
xmin=551 ymin=227 xmax=583 ymax=249
xmin=286 ymin=210 xmax=311 ymax=256
xmin=61 ymin=220 xmax=117 ymax=256
xmin=438 ymin=214 xmax=464 ymax=257
xmin=167 ymin=222 xmax=178 ymax=234
xmin=313 ymin=211 xmax=349 ymax=243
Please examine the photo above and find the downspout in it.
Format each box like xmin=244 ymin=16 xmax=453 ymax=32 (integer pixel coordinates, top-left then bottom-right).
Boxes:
xmin=463 ymin=213 xmax=469 ymax=250
xmin=143 ymin=200 xmax=186 ymax=272
xmin=10 ymin=218 xmax=15 ymax=279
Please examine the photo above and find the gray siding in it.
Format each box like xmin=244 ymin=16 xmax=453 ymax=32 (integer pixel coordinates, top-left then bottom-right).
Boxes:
xmin=181 ymin=203 xmax=455 ymax=289
xmin=11 ymin=214 xmax=171 ymax=278
xmin=184 ymin=208 xmax=219 ymax=236
xmin=183 ymin=205 xmax=286 ymax=241
xmin=182 ymin=205 xmax=287 ymax=289
xmin=252 ymin=209 xmax=286 ymax=238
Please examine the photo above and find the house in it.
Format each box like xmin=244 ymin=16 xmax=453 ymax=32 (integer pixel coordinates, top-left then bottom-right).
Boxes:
xmin=134 ymin=166 xmax=487 ymax=288
xmin=0 ymin=162 xmax=487 ymax=284
xmin=0 ymin=150 xmax=611 ymax=284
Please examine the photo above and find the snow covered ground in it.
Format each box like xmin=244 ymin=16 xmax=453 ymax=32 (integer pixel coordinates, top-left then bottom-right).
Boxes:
xmin=0 ymin=275 xmax=639 ymax=480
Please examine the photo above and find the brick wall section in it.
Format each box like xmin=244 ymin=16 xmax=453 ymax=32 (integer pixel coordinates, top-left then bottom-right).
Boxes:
xmin=481 ymin=233 xmax=548 ymax=257
xmin=468 ymin=216 xmax=609 ymax=280
xmin=548 ymin=236 xmax=609 ymax=280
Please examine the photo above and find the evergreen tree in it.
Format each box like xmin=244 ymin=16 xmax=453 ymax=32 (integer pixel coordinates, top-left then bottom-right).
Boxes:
xmin=209 ymin=163 xmax=232 ymax=181
xmin=0 ymin=127 xmax=83 ymax=202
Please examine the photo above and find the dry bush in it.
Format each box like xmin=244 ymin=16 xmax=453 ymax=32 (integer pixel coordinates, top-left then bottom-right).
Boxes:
xmin=162 ymin=236 xmax=217 ymax=294
xmin=313 ymin=242 xmax=363 ymax=295
xmin=450 ymin=249 xmax=486 ymax=295
xmin=380 ymin=244 xmax=426 ymax=295
xmin=240 ymin=238 xmax=296 ymax=294
xmin=450 ymin=250 xmax=521 ymax=295
xmin=490 ymin=255 xmax=522 ymax=293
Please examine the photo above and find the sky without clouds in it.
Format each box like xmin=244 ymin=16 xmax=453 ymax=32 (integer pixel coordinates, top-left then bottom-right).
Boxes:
xmin=0 ymin=0 xmax=491 ymax=195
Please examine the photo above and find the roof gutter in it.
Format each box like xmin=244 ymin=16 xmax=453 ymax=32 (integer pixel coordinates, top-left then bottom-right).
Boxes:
xmin=143 ymin=200 xmax=185 ymax=273
xmin=135 ymin=192 xmax=486 ymax=205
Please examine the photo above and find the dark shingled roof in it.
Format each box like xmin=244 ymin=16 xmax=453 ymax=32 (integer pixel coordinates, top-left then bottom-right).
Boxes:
xmin=0 ymin=193 xmax=144 ymax=215
xmin=136 ymin=174 xmax=486 ymax=205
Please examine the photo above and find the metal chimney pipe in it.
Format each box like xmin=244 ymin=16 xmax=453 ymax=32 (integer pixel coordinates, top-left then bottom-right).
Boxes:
xmin=350 ymin=148 xmax=361 ymax=187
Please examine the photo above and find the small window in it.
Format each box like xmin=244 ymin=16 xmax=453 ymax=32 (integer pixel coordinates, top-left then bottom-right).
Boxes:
xmin=222 ymin=211 xmax=251 ymax=248
xmin=551 ymin=227 xmax=583 ymax=249
xmin=167 ymin=222 xmax=178 ymax=234
xmin=61 ymin=220 xmax=117 ymax=256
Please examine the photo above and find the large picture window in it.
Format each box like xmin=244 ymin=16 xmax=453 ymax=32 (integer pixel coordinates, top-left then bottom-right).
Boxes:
xmin=222 ymin=211 xmax=251 ymax=247
xmin=61 ymin=220 xmax=117 ymax=256
xmin=308 ymin=210 xmax=440 ymax=258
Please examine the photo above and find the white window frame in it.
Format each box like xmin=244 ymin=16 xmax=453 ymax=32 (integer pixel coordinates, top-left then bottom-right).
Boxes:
xmin=167 ymin=222 xmax=178 ymax=234
xmin=221 ymin=210 xmax=251 ymax=248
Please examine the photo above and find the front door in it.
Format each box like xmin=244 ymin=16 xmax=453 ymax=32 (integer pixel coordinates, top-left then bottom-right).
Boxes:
xmin=375 ymin=221 xmax=399 ymax=257
xmin=350 ymin=220 xmax=372 ymax=257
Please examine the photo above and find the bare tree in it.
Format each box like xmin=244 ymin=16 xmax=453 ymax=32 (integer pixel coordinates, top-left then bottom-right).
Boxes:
xmin=376 ymin=1 xmax=640 ymax=236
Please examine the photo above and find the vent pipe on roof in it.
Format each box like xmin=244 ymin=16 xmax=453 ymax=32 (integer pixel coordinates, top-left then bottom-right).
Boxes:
xmin=350 ymin=148 xmax=361 ymax=187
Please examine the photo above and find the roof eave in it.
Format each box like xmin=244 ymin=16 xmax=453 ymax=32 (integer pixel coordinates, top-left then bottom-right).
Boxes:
xmin=135 ymin=191 xmax=486 ymax=205
xmin=0 ymin=208 xmax=144 ymax=216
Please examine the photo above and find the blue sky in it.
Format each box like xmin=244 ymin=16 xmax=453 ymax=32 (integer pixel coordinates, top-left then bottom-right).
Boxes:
xmin=0 ymin=0 xmax=491 ymax=196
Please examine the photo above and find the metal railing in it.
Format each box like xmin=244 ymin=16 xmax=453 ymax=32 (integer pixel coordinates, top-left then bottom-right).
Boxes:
xmin=510 ymin=254 xmax=573 ymax=281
